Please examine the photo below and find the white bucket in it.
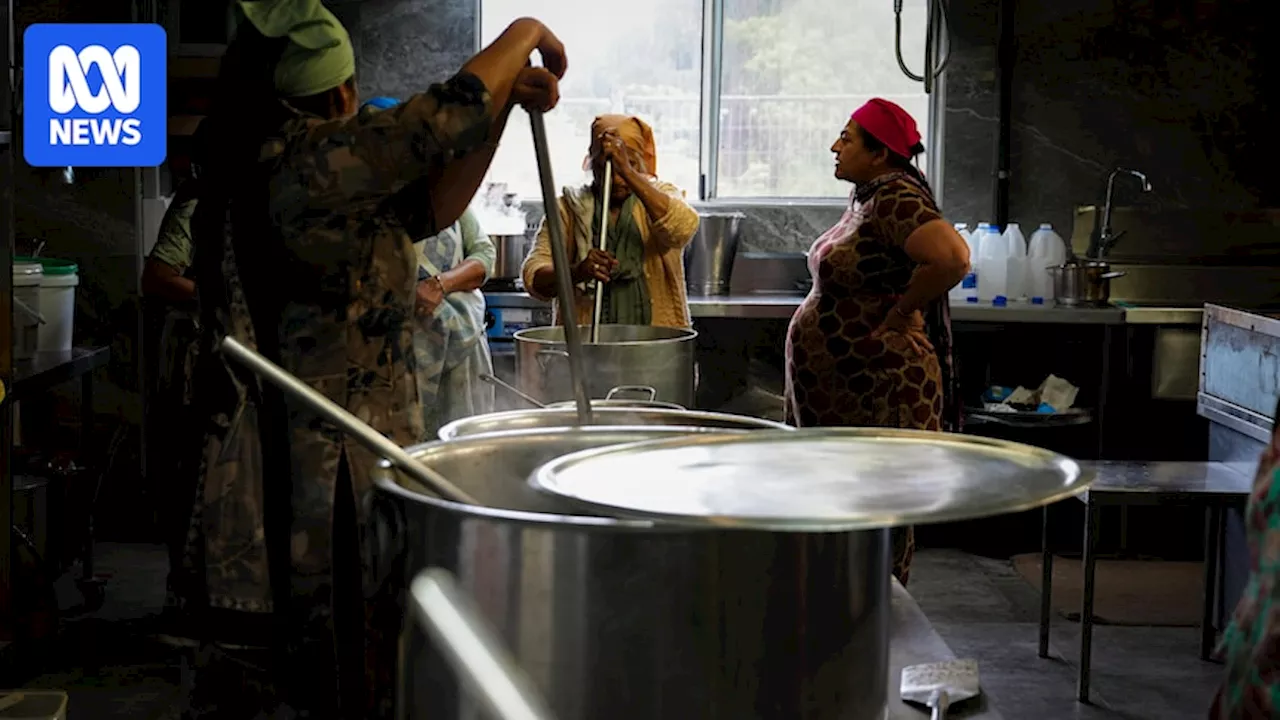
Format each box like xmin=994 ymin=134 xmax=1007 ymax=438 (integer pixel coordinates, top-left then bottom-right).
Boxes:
xmin=33 ymin=259 xmax=78 ymax=352
xmin=12 ymin=262 xmax=44 ymax=360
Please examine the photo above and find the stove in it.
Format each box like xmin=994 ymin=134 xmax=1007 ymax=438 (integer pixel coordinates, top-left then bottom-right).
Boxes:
xmin=483 ymin=286 xmax=552 ymax=341
xmin=483 ymin=285 xmax=553 ymax=386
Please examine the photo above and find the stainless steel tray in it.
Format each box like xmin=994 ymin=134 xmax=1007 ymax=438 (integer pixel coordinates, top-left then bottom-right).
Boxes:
xmin=529 ymin=428 xmax=1090 ymax=531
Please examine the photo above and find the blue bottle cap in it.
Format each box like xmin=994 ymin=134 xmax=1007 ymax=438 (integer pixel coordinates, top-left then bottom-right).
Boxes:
xmin=993 ymin=295 xmax=1008 ymax=307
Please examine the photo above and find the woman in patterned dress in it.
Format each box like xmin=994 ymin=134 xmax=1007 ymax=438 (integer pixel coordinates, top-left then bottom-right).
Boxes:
xmin=784 ymin=98 xmax=970 ymax=585
xmin=1213 ymin=395 xmax=1280 ymax=717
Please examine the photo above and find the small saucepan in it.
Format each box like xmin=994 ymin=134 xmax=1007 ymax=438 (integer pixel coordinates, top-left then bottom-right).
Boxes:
xmin=1047 ymin=260 xmax=1126 ymax=307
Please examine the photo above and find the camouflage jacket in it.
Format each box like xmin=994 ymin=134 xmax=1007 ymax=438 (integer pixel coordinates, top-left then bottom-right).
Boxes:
xmin=190 ymin=72 xmax=492 ymax=614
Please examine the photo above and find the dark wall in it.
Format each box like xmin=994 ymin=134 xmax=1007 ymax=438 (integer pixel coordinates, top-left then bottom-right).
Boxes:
xmin=13 ymin=0 xmax=145 ymax=422
xmin=943 ymin=0 xmax=1280 ymax=239
xmin=329 ymin=0 xmax=477 ymax=104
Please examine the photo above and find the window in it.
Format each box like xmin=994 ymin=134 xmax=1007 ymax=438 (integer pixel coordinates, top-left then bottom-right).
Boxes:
xmin=480 ymin=0 xmax=930 ymax=200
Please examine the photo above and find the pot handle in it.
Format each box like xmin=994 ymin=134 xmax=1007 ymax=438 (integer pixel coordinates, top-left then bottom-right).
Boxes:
xmin=410 ymin=569 xmax=558 ymax=720
xmin=1100 ymin=271 xmax=1126 ymax=280
xmin=606 ymin=385 xmax=658 ymax=402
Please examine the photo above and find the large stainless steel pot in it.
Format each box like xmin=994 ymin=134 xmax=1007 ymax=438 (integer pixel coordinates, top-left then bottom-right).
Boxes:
xmin=490 ymin=234 xmax=530 ymax=281
xmin=1047 ymin=260 xmax=1126 ymax=306
xmin=437 ymin=406 xmax=789 ymax=440
xmin=514 ymin=325 xmax=696 ymax=407
xmin=370 ymin=428 xmax=889 ymax=720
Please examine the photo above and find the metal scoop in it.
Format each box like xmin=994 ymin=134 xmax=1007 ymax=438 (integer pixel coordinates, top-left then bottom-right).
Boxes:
xmin=900 ymin=659 xmax=980 ymax=719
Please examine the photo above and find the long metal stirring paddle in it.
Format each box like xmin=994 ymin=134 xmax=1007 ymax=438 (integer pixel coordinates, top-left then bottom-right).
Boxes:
xmin=219 ymin=336 xmax=479 ymax=505
xmin=589 ymin=160 xmax=612 ymax=345
xmin=528 ymin=110 xmax=593 ymax=425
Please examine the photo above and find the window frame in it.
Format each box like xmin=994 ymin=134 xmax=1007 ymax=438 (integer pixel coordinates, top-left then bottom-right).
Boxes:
xmin=476 ymin=0 xmax=943 ymax=205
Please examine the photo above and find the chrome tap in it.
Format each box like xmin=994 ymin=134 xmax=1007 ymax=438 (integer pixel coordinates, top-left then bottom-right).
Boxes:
xmin=1095 ymin=168 xmax=1152 ymax=258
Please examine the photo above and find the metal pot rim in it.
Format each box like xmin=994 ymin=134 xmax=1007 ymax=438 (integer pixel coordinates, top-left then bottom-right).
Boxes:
xmin=545 ymin=399 xmax=686 ymax=411
xmin=375 ymin=426 xmax=763 ymax=532
xmin=1052 ymin=260 xmax=1112 ymax=270
xmin=437 ymin=407 xmax=792 ymax=441
xmin=513 ymin=325 xmax=698 ymax=347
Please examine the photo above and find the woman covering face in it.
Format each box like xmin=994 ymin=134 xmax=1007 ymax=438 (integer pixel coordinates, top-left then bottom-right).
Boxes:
xmin=521 ymin=114 xmax=700 ymax=329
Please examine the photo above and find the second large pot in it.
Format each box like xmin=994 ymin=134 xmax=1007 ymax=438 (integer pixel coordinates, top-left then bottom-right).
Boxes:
xmin=372 ymin=428 xmax=889 ymax=720
xmin=514 ymin=324 xmax=697 ymax=407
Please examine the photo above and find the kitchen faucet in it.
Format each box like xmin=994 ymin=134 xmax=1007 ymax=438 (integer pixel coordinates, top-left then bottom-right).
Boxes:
xmin=1094 ymin=168 xmax=1152 ymax=258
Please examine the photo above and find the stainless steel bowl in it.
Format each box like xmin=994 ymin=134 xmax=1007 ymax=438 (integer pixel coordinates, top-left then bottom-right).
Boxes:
xmin=1048 ymin=260 xmax=1126 ymax=306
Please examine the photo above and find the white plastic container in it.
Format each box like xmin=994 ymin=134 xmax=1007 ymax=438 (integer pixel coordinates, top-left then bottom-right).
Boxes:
xmin=1002 ymin=223 xmax=1028 ymax=301
xmin=971 ymin=223 xmax=989 ymax=260
xmin=976 ymin=224 xmax=1008 ymax=303
xmin=30 ymin=258 xmax=78 ymax=352
xmin=1027 ymin=223 xmax=1068 ymax=303
xmin=12 ymin=262 xmax=44 ymax=360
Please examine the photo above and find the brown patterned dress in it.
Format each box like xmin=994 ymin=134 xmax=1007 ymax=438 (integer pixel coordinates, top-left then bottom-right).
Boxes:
xmin=784 ymin=171 xmax=959 ymax=585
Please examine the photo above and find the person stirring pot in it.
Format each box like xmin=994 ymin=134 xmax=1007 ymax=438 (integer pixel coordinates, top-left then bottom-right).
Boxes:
xmin=784 ymin=99 xmax=969 ymax=586
xmin=522 ymin=114 xmax=699 ymax=329
xmin=179 ymin=2 xmax=567 ymax=716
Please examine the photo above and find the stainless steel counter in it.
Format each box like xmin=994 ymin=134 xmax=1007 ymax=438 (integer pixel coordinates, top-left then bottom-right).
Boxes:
xmin=486 ymin=290 xmax=1202 ymax=326
xmin=686 ymin=294 xmax=1199 ymax=325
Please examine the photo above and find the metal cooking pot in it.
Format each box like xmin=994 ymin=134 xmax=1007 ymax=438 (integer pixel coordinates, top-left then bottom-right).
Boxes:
xmin=370 ymin=428 xmax=889 ymax=720
xmin=1047 ymin=260 xmax=1126 ymax=306
xmin=514 ymin=325 xmax=697 ymax=408
xmin=491 ymin=234 xmax=530 ymax=281
xmin=437 ymin=406 xmax=789 ymax=440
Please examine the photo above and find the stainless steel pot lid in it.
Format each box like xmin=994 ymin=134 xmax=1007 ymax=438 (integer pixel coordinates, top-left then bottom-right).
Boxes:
xmin=529 ymin=428 xmax=1091 ymax=531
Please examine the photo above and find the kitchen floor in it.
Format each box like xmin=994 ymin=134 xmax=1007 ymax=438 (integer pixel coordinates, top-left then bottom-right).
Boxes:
xmin=1 ymin=544 xmax=1221 ymax=719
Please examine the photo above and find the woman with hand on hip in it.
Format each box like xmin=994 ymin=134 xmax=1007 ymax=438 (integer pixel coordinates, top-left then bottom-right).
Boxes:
xmin=784 ymin=98 xmax=969 ymax=585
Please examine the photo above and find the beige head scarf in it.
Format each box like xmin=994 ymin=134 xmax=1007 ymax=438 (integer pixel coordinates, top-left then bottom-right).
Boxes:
xmin=588 ymin=114 xmax=658 ymax=176
xmin=236 ymin=0 xmax=355 ymax=98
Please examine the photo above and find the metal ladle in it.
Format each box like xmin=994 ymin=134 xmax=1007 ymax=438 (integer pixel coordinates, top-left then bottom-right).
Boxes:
xmin=219 ymin=336 xmax=479 ymax=505
xmin=528 ymin=109 xmax=593 ymax=425
xmin=479 ymin=373 xmax=546 ymax=409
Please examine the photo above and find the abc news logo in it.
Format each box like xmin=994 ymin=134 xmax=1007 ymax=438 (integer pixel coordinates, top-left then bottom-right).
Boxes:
xmin=48 ymin=44 xmax=143 ymax=147
xmin=23 ymin=24 xmax=166 ymax=168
